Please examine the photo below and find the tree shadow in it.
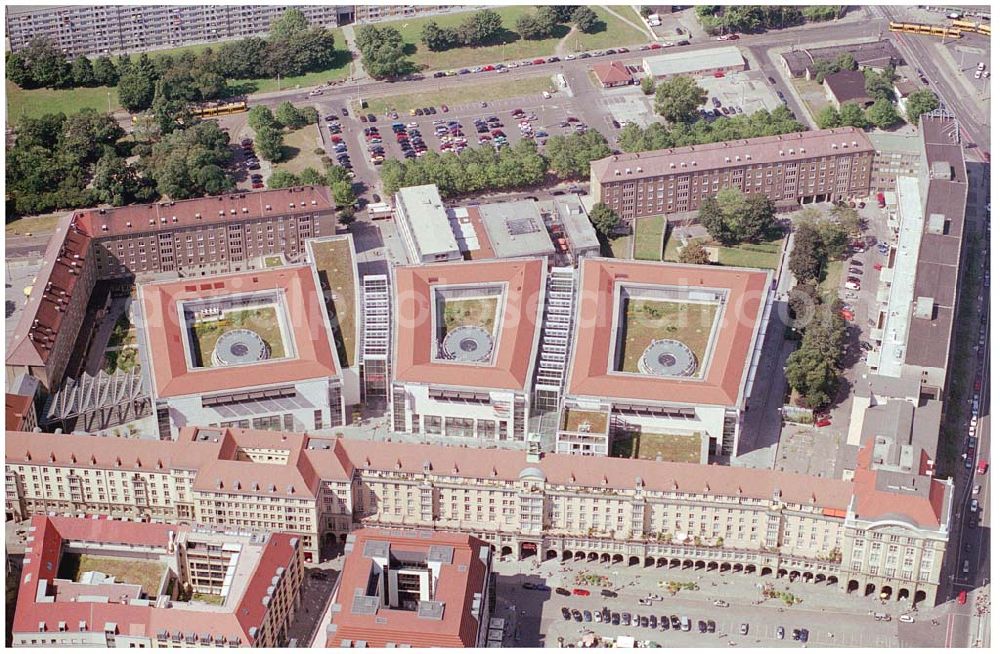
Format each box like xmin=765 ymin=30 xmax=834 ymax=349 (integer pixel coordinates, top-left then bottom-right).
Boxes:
xmin=280 ymin=144 xmax=301 ymax=162
xmin=551 ymin=24 xmax=572 ymax=40
xmin=402 ymin=42 xmax=419 ymax=57
xmin=583 ymin=20 xmax=609 ymax=37
xmin=224 ymin=81 xmax=260 ymax=98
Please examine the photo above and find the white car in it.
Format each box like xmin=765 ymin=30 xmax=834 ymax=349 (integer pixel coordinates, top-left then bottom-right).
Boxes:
xmin=565 ymin=53 xmax=576 ymax=60
xmin=975 ymin=70 xmax=983 ymax=79
xmin=845 ymin=281 xmax=861 ymax=290
xmin=899 ymin=615 xmax=915 ymax=623
xmin=713 ymin=600 xmax=730 ymax=608
xmin=973 ymin=484 xmax=981 ymax=495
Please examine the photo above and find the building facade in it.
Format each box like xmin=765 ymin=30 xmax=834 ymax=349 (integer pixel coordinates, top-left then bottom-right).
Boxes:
xmin=77 ymin=186 xmax=337 ymax=279
xmin=5 ymin=4 xmax=348 ymax=57
xmin=393 ymin=184 xmax=463 ymax=264
xmin=11 ymin=515 xmax=303 ymax=648
xmin=591 ymin=128 xmax=875 ymax=222
xmin=6 ymin=426 xmax=952 ymax=605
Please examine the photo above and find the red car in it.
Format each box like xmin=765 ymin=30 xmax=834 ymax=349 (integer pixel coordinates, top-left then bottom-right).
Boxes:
xmin=532 ymin=58 xmax=545 ymax=65
xmin=873 ymin=263 xmax=883 ymax=271
xmin=977 ymin=460 xmax=989 ymax=475
xmin=815 ymin=418 xmax=832 ymax=428
xmin=713 ymin=70 xmax=725 ymax=78
xmin=483 ymin=65 xmax=494 ymax=71
xmin=572 ymin=588 xmax=591 ymax=597
xmin=441 ymin=105 xmax=449 ymax=112
xmin=650 ymin=43 xmax=662 ymax=49
xmin=974 ymin=378 xmax=982 ymax=391
xmin=330 ymin=135 xmax=343 ymax=143
xmin=958 ymin=590 xmax=968 ymax=605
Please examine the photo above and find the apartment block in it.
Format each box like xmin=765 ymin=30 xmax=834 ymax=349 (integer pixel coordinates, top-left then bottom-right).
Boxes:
xmin=590 ymin=127 xmax=875 ymax=222
xmin=75 ymin=186 xmax=337 ymax=278
xmin=7 ymin=425 xmax=952 ymax=605
xmin=11 ymin=516 xmax=303 ymax=647
xmin=5 ymin=4 xmax=348 ymax=57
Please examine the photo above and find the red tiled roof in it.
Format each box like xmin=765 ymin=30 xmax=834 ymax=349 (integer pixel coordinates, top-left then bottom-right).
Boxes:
xmin=391 ymin=258 xmax=546 ymax=391
xmin=6 ymin=393 xmax=34 ymax=431
xmin=13 ymin=516 xmax=299 ymax=646
xmin=567 ymin=259 xmax=770 ymax=407
xmin=851 ymin=441 xmax=948 ymax=529
xmin=593 ymin=60 xmax=633 ymax=85
xmin=6 ymin=214 xmax=93 ymax=368
xmin=73 ymin=186 xmax=333 ymax=238
xmin=328 ymin=528 xmax=488 ymax=648
xmin=139 ymin=265 xmax=339 ymax=398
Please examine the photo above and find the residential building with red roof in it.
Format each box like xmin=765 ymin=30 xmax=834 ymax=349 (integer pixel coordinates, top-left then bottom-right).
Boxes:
xmin=11 ymin=515 xmax=303 ymax=647
xmin=5 ymin=392 xmax=37 ymax=432
xmin=136 ymin=264 xmax=346 ymax=439
xmin=5 ymin=213 xmax=96 ymax=392
xmin=592 ymin=60 xmax=634 ymax=87
xmin=558 ymin=258 xmax=773 ymax=458
xmin=590 ymin=127 xmax=875 ymax=222
xmin=8 ymin=424 xmax=951 ymax=603
xmin=389 ymin=257 xmax=547 ymax=443
xmin=75 ymin=186 xmax=336 ymax=278
xmin=325 ymin=528 xmax=493 ymax=648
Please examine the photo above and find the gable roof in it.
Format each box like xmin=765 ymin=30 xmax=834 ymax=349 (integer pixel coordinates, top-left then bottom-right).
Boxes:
xmin=823 ymin=69 xmax=873 ymax=104
xmin=593 ymin=60 xmax=633 ymax=85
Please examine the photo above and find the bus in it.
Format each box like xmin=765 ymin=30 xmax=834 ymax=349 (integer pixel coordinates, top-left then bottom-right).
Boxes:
xmin=951 ymin=19 xmax=979 ymax=31
xmin=190 ymin=100 xmax=248 ymax=118
xmin=977 ymin=23 xmax=991 ymax=36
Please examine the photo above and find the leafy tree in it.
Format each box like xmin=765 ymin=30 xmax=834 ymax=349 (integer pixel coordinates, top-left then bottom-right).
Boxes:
xmin=356 ymin=25 xmax=414 ymax=79
xmin=640 ymin=6 xmax=654 ymax=18
xmin=640 ymin=76 xmax=656 ymax=95
xmin=255 ymin=125 xmax=285 ymax=162
xmin=70 ymin=55 xmax=95 ymax=87
xmin=905 ymin=88 xmax=939 ymax=124
xmin=460 ymin=9 xmax=505 ymax=46
xmin=789 ymin=223 xmax=824 ymax=283
xmin=866 ymin=97 xmax=900 ymax=129
xmin=248 ymin=105 xmax=278 ymax=132
xmin=339 ymin=206 xmax=357 ymax=226
xmin=422 ymin=21 xmax=461 ymax=51
xmin=16 ymin=113 xmax=67 ymax=150
xmin=117 ymin=55 xmax=157 ymax=112
xmin=785 ymin=302 xmax=846 ymax=408
xmin=330 ymin=176 xmax=356 ymax=207
xmin=515 ymin=15 xmax=546 ymax=40
xmin=817 ymin=105 xmax=841 ymax=129
xmin=267 ymin=169 xmax=301 ymax=189
xmin=787 ymin=282 xmax=818 ymax=323
xmin=838 ymin=102 xmax=870 ymax=129
xmin=22 ymin=38 xmax=71 ymax=88
xmin=6 ymin=52 xmax=33 ymax=87
xmin=811 ymin=53 xmax=855 ymax=83
xmin=572 ymin=6 xmax=600 ymax=33
xmin=270 ymin=8 xmax=310 ymax=42
xmin=326 ymin=164 xmax=352 ymax=188
xmin=59 ymin=108 xmax=126 ymax=164
xmin=299 ymin=167 xmax=324 ymax=186
xmin=551 ymin=6 xmax=580 ymax=22
xmin=545 ymin=129 xmax=612 ymax=179
xmin=699 ymin=188 xmax=776 ymax=245
xmin=142 ymin=121 xmax=232 ymax=199
xmin=275 ymin=101 xmax=310 ymax=129
xmin=589 ymin=202 xmax=620 ymax=237
xmin=92 ymin=56 xmax=119 ymax=86
xmin=864 ymin=67 xmax=896 ymax=103
xmin=92 ymin=150 xmax=153 ymax=206
xmin=653 ymin=76 xmax=707 ymax=124
xmin=215 ymin=37 xmax=268 ymax=79
xmin=803 ymin=6 xmax=840 ymax=21
xmin=678 ymin=241 xmax=710 ymax=265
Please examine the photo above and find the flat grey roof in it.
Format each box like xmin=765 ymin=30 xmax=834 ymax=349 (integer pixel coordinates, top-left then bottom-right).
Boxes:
xmin=643 ymin=45 xmax=745 ymax=76
xmin=543 ymin=196 xmax=601 ymax=253
xmin=475 ymin=200 xmax=555 ymax=259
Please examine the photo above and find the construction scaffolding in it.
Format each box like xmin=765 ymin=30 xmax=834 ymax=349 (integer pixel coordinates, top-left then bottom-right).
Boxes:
xmin=44 ymin=368 xmax=151 ymax=433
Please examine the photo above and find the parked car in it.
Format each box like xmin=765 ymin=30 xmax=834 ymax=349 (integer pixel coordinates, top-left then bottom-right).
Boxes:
xmin=740 ymin=623 xmax=750 ymax=635
xmin=899 ymin=615 xmax=915 ymax=623
xmin=776 ymin=626 xmax=785 ymax=640
xmin=600 ymin=589 xmax=618 ymax=598
xmin=698 ymin=620 xmax=707 ymax=633
xmin=561 ymin=607 xmax=572 ymax=620
xmin=572 ymin=588 xmax=590 ymax=597
xmin=583 ymin=610 xmax=593 ymax=622
xmin=707 ymin=620 xmax=716 ymax=634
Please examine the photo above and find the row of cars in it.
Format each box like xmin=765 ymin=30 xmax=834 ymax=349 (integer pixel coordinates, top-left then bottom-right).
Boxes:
xmin=428 ymin=48 xmax=637 ymax=80
xmin=391 ymin=122 xmax=427 ymax=160
xmin=435 ymin=120 xmax=469 ymax=153
xmin=325 ymin=113 xmax=355 ymax=177
xmin=559 ymin=605 xmax=717 ymax=635
xmin=240 ymin=138 xmax=264 ymax=189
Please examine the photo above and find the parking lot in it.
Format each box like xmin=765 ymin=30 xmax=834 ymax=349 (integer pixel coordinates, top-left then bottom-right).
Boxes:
xmin=491 ymin=555 xmax=913 ymax=648
xmin=697 ymin=70 xmax=785 ymax=117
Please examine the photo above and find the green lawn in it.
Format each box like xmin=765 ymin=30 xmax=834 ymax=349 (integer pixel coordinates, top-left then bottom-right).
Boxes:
xmin=633 ymin=215 xmax=666 ymax=261
xmin=611 ymin=6 xmax=651 ymax=34
xmin=6 ymin=81 xmax=120 ymax=122
xmin=382 ymin=6 xmax=647 ymax=72
xmin=190 ymin=592 xmax=225 ymax=605
xmin=311 ymin=238 xmax=357 ymax=369
xmin=5 ymin=212 xmax=64 ymax=236
xmin=190 ymin=307 xmax=286 ymax=366
xmin=562 ymin=408 xmax=609 ymax=434
xmin=611 ymin=430 xmax=703 ymax=463
xmin=58 ymin=554 xmax=165 ymax=598
xmin=560 ymin=6 xmax=650 ymax=53
xmin=274 ymin=125 xmax=324 ymax=175
xmin=820 ymin=259 xmax=844 ymax=295
xmin=442 ymin=297 xmax=499 ymax=335
xmin=715 ymin=237 xmax=784 ymax=269
xmin=618 ymin=299 xmax=717 ymax=373
xmin=608 ymin=234 xmax=633 ymax=259
xmin=361 ymin=75 xmax=556 ymax=115
xmin=264 ymin=255 xmax=284 ymax=268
